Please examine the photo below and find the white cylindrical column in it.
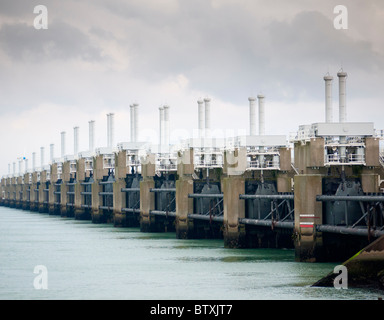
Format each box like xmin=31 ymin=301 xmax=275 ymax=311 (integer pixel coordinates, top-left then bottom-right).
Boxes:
xmin=13 ymin=162 xmax=16 ymax=175
xmin=248 ymin=96 xmax=257 ymax=136
xmin=18 ymin=159 xmax=22 ymax=175
xmin=109 ymin=113 xmax=115 ymax=148
xmin=32 ymin=153 xmax=36 ymax=171
xmin=130 ymin=105 xmax=135 ymax=143
xmin=88 ymin=120 xmax=95 ymax=152
xmin=324 ymin=74 xmax=334 ymax=123
xmin=159 ymin=106 xmax=164 ymax=147
xmin=61 ymin=131 xmax=66 ymax=158
xmin=163 ymin=105 xmax=170 ymax=147
xmin=8 ymin=163 xmax=10 ymax=175
xmin=197 ymin=99 xmax=204 ymax=138
xmin=107 ymin=113 xmax=111 ymax=147
xmin=74 ymin=126 xmax=79 ymax=156
xmin=133 ymin=104 xmax=139 ymax=143
xmin=204 ymin=97 xmax=211 ymax=138
xmin=40 ymin=147 xmax=44 ymax=168
xmin=50 ymin=144 xmax=54 ymax=163
xmin=25 ymin=159 xmax=28 ymax=173
xmin=337 ymin=70 xmax=348 ymax=123
xmin=257 ymin=94 xmax=265 ymax=135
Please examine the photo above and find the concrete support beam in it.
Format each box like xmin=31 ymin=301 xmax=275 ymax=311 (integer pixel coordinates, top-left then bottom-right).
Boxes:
xmin=113 ymin=179 xmax=127 ymax=227
xmin=38 ymin=171 xmax=47 ymax=213
xmin=60 ymin=181 xmax=68 ymax=217
xmin=140 ymin=178 xmax=155 ymax=232
xmin=276 ymin=173 xmax=293 ymax=193
xmin=29 ymin=173 xmax=38 ymax=211
xmin=15 ymin=176 xmax=23 ymax=208
xmin=115 ymin=150 xmax=127 ymax=180
xmin=294 ymin=174 xmax=323 ymax=262
xmin=175 ymin=148 xmax=194 ymax=238
xmin=361 ymin=173 xmax=380 ymax=193
xmin=74 ymin=181 xmax=83 ymax=219
xmin=175 ymin=177 xmax=194 ymax=238
xmin=140 ymin=154 xmax=156 ymax=232
xmin=223 ymin=175 xmax=246 ymax=248
xmin=21 ymin=174 xmax=29 ymax=210
xmin=91 ymin=154 xmax=109 ymax=223
xmin=365 ymin=137 xmax=380 ymax=167
xmin=91 ymin=180 xmax=102 ymax=223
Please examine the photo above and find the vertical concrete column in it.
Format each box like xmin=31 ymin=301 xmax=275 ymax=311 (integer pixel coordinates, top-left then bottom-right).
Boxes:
xmin=10 ymin=177 xmax=16 ymax=208
xmin=0 ymin=178 xmax=4 ymax=206
xmin=223 ymin=175 xmax=246 ymax=248
xmin=140 ymin=154 xmax=156 ymax=232
xmin=113 ymin=150 xmax=127 ymax=227
xmin=5 ymin=178 xmax=11 ymax=206
xmin=22 ymin=174 xmax=29 ymax=210
xmin=176 ymin=147 xmax=195 ymax=238
xmin=294 ymin=174 xmax=323 ymax=262
xmin=361 ymin=173 xmax=380 ymax=193
xmin=60 ymin=180 xmax=68 ymax=217
xmin=277 ymin=173 xmax=292 ymax=193
xmin=91 ymin=155 xmax=106 ymax=223
xmin=113 ymin=179 xmax=126 ymax=227
xmin=15 ymin=176 xmax=23 ymax=208
xmin=74 ymin=158 xmax=85 ymax=220
xmin=60 ymin=161 xmax=71 ymax=217
xmin=91 ymin=178 xmax=101 ymax=223
xmin=30 ymin=173 xmax=37 ymax=211
xmin=74 ymin=181 xmax=83 ymax=219
xmin=38 ymin=171 xmax=46 ymax=213
xmin=48 ymin=164 xmax=57 ymax=215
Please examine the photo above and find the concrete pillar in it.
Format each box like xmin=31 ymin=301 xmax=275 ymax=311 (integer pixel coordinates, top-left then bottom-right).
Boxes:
xmin=60 ymin=180 xmax=68 ymax=217
xmin=361 ymin=173 xmax=380 ymax=193
xmin=0 ymin=178 xmax=4 ymax=206
xmin=29 ymin=173 xmax=37 ymax=211
xmin=113 ymin=179 xmax=126 ymax=227
xmin=15 ymin=176 xmax=23 ymax=208
xmin=113 ymin=150 xmax=128 ymax=227
xmin=223 ymin=175 xmax=246 ymax=248
xmin=73 ymin=181 xmax=83 ymax=219
xmin=365 ymin=137 xmax=380 ymax=167
xmin=175 ymin=178 xmax=194 ymax=238
xmin=91 ymin=154 xmax=109 ymax=223
xmin=38 ymin=171 xmax=47 ymax=213
xmin=91 ymin=179 xmax=102 ymax=223
xmin=48 ymin=163 xmax=57 ymax=214
xmin=22 ymin=173 xmax=30 ymax=210
xmin=176 ymin=148 xmax=194 ymax=238
xmin=9 ymin=177 xmax=16 ymax=208
xmin=5 ymin=178 xmax=11 ymax=206
xmin=294 ymin=174 xmax=323 ymax=262
xmin=140 ymin=154 xmax=155 ymax=232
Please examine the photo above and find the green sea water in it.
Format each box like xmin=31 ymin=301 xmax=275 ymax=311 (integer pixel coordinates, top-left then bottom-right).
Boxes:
xmin=0 ymin=206 xmax=381 ymax=300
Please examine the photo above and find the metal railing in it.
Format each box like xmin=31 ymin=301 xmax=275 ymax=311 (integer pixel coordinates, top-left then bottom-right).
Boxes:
xmin=316 ymin=194 xmax=384 ymax=238
xmin=325 ymin=153 xmax=365 ymax=165
xmin=150 ymin=187 xmax=176 ymax=217
xmin=239 ymin=193 xmax=294 ymax=229
xmin=247 ymin=160 xmax=280 ymax=170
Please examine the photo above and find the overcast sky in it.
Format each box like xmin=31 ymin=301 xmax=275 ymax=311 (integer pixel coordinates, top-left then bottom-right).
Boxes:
xmin=1 ymin=0 xmax=383 ymax=175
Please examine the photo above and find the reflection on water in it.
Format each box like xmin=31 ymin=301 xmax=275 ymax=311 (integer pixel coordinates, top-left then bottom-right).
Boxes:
xmin=0 ymin=207 xmax=382 ymax=300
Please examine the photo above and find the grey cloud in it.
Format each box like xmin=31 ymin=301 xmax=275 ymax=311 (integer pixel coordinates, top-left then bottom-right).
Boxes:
xmin=0 ymin=20 xmax=103 ymax=62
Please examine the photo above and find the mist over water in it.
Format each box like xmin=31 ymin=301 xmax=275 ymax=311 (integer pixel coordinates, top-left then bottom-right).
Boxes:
xmin=0 ymin=207 xmax=381 ymax=300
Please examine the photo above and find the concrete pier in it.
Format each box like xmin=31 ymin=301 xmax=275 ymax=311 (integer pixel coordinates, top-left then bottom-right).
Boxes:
xmin=140 ymin=154 xmax=156 ymax=232
xmin=223 ymin=175 xmax=246 ymax=248
xmin=75 ymin=156 xmax=92 ymax=220
xmin=294 ymin=174 xmax=323 ymax=262
xmin=175 ymin=148 xmax=194 ymax=238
